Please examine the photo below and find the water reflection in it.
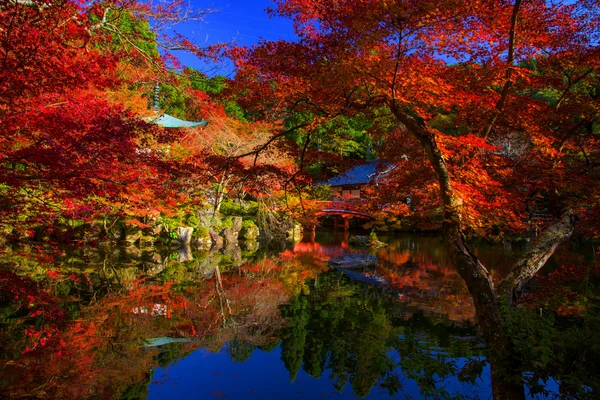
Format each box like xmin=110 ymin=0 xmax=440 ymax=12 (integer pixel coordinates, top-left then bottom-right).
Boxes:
xmin=148 ymin=270 xmax=489 ymax=399
xmin=0 ymin=233 xmax=526 ymax=399
xmin=275 ymin=272 xmax=486 ymax=399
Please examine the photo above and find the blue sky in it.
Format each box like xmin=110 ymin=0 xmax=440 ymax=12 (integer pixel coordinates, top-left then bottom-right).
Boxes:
xmin=170 ymin=0 xmax=296 ymax=75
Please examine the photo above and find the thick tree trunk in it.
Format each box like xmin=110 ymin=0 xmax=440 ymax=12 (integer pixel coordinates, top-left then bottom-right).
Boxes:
xmin=444 ymin=220 xmax=525 ymax=400
xmin=390 ymin=103 xmax=526 ymax=400
xmin=387 ymin=2 xmax=575 ymax=396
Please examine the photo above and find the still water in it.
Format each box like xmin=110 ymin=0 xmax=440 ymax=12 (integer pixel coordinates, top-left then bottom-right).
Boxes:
xmin=0 ymin=232 xmax=560 ymax=399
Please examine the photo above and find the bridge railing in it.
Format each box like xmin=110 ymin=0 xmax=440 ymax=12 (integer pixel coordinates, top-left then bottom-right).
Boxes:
xmin=314 ymin=200 xmax=369 ymax=212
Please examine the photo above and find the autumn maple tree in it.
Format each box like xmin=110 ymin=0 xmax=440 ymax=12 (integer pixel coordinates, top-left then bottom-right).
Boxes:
xmin=0 ymin=0 xmax=226 ymax=235
xmin=231 ymin=0 xmax=599 ymax=398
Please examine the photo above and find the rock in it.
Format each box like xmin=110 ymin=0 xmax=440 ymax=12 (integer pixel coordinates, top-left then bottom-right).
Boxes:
xmin=123 ymin=229 xmax=142 ymax=244
xmin=177 ymin=227 xmax=194 ymax=245
xmin=329 ymin=254 xmax=386 ymax=287
xmin=367 ymin=232 xmax=387 ymax=248
xmin=350 ymin=235 xmax=386 ymax=249
xmin=221 ymin=227 xmax=238 ymax=246
xmin=336 ymin=268 xmax=388 ymax=287
xmin=125 ymin=246 xmax=142 ymax=258
xmin=223 ymin=244 xmax=243 ymax=266
xmin=177 ymin=245 xmax=193 ymax=262
xmin=240 ymin=221 xmax=260 ymax=240
xmin=349 ymin=235 xmax=370 ymax=247
xmin=242 ymin=239 xmax=259 ymax=253
xmin=231 ymin=216 xmax=243 ymax=234
xmin=192 ymin=226 xmax=212 ymax=250
xmin=193 ymin=236 xmax=212 ymax=250
xmin=328 ymin=254 xmax=378 ymax=269
xmin=209 ymin=229 xmax=223 ymax=249
xmin=196 ymin=249 xmax=221 ymax=279
xmin=150 ymin=225 xmax=162 ymax=236
xmin=139 ymin=235 xmax=156 ymax=248
xmin=142 ymin=253 xmax=165 ymax=276
xmin=197 ymin=261 xmax=216 ymax=280
xmin=196 ymin=208 xmax=214 ymax=228
xmin=369 ymin=239 xmax=387 ymax=248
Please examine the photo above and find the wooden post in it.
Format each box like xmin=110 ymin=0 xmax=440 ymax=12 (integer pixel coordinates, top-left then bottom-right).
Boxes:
xmin=333 ymin=216 xmax=341 ymax=230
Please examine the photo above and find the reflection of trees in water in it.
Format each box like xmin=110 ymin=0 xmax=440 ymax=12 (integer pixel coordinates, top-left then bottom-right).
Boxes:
xmin=281 ymin=296 xmax=309 ymax=382
xmin=291 ymin=234 xmax=477 ymax=322
xmin=0 ymin=244 xmax=303 ymax=399
xmin=5 ymin=237 xmax=591 ymax=399
xmin=279 ymin=272 xmax=485 ymax=399
xmin=374 ymin=240 xmax=475 ymax=322
xmin=227 ymin=339 xmax=257 ymax=363
xmin=376 ymin=234 xmax=525 ymax=275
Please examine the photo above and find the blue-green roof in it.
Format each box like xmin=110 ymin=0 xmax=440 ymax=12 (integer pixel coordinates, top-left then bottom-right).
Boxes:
xmin=150 ymin=113 xmax=209 ymax=128
xmin=319 ymin=161 xmax=396 ymax=187
xmin=143 ymin=337 xmax=189 ymax=347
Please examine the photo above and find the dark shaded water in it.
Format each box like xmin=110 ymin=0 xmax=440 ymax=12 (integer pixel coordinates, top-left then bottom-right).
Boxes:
xmin=0 ymin=232 xmax=572 ymax=399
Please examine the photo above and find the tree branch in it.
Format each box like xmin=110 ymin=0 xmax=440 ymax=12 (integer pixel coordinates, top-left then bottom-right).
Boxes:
xmin=482 ymin=0 xmax=523 ymax=139
xmin=230 ymin=122 xmax=310 ymax=163
xmin=555 ymin=68 xmax=593 ymax=110
xmin=389 ymin=100 xmax=508 ymax=335
xmin=498 ymin=208 xmax=577 ymax=304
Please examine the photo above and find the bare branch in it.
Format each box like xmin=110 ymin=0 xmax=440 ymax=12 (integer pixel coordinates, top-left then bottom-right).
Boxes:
xmin=229 ymin=122 xmax=311 ymax=162
xmin=482 ymin=0 xmax=523 ymax=139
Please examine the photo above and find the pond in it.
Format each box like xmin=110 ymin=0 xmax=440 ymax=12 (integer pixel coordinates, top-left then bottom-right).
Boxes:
xmin=0 ymin=231 xmax=586 ymax=399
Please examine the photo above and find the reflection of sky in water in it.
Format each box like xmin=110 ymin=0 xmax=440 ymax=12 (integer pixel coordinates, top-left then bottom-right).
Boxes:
xmin=148 ymin=343 xmax=561 ymax=399
xmin=148 ymin=345 xmax=492 ymax=399
xmin=147 ymin=232 xmax=564 ymax=400
xmin=0 ymin=230 xmax=581 ymax=399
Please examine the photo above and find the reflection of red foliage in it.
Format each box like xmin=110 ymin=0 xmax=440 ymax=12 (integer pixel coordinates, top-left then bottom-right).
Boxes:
xmin=521 ymin=264 xmax=599 ymax=316
xmin=0 ymin=271 xmax=67 ymax=355
xmin=292 ymin=241 xmax=350 ymax=260
xmin=375 ymin=248 xmax=475 ymax=321
xmin=0 ymin=253 xmax=315 ymax=399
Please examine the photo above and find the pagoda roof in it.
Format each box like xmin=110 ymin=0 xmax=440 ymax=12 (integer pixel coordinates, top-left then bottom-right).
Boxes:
xmin=147 ymin=113 xmax=209 ymax=129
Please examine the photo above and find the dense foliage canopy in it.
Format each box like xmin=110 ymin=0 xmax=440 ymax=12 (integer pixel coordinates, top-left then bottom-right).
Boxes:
xmin=230 ymin=1 xmax=599 ymax=398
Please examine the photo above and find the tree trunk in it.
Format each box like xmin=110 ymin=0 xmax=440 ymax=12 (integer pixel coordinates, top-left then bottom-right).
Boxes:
xmin=212 ymin=175 xmax=230 ymax=217
xmin=444 ymin=220 xmax=525 ymax=400
xmin=390 ymin=102 xmax=526 ymax=399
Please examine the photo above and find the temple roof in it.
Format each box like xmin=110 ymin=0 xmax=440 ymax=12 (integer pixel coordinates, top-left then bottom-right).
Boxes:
xmin=147 ymin=113 xmax=209 ymax=128
xmin=320 ymin=161 xmax=396 ymax=187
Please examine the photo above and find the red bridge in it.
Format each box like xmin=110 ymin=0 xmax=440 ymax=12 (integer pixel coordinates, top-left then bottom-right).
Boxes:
xmin=313 ymin=200 xmax=373 ymax=230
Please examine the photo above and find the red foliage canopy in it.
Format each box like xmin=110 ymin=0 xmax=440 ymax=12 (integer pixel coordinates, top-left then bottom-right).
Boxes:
xmin=232 ymin=0 xmax=599 ymax=238
xmin=0 ymin=0 xmax=221 ymax=227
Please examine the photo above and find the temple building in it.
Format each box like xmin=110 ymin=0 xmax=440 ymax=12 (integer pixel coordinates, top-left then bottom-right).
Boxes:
xmin=320 ymin=161 xmax=396 ymax=200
